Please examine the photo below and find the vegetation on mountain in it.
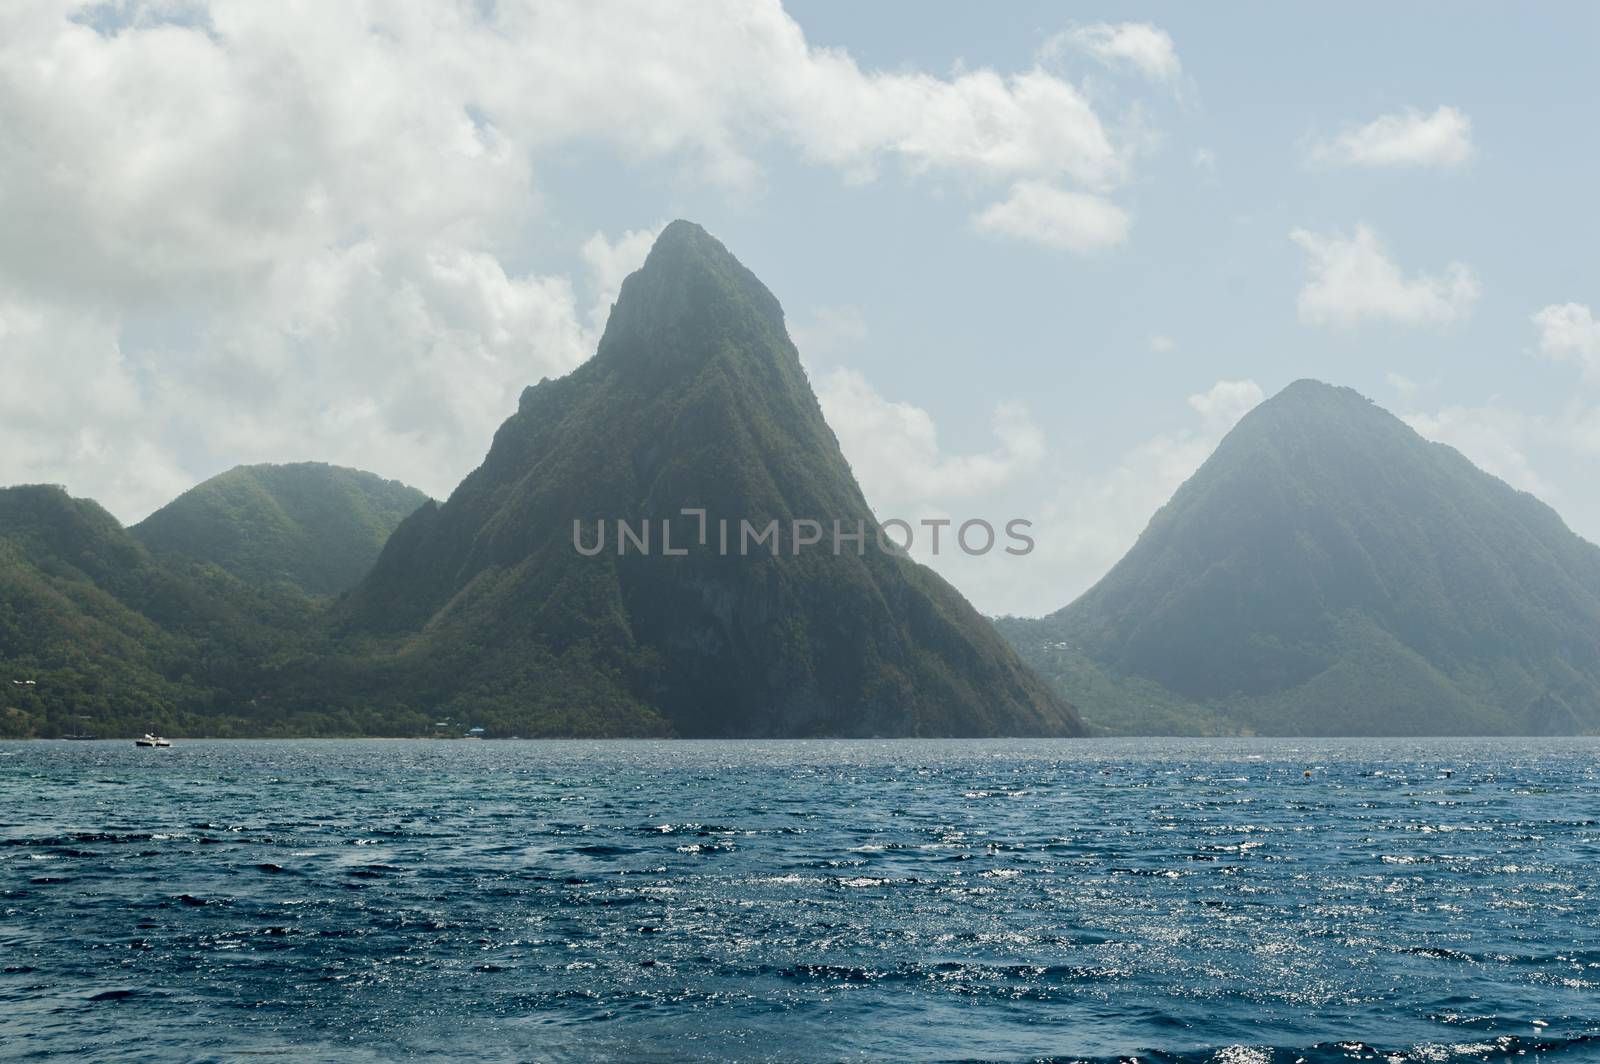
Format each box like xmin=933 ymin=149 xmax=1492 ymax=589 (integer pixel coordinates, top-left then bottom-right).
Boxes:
xmin=333 ymin=221 xmax=1082 ymax=738
xmin=2 ymin=222 xmax=1080 ymax=739
xmin=131 ymin=463 xmax=428 ymax=596
xmin=1001 ymin=380 xmax=1600 ymax=736
xmin=0 ymin=484 xmax=332 ymax=738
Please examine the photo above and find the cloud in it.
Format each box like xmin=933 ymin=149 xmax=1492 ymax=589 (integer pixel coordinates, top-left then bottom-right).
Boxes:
xmin=1387 ymin=372 xmax=1419 ymax=398
xmin=1307 ymin=106 xmax=1474 ymax=169
xmin=1289 ymin=224 xmax=1479 ymax=329
xmin=782 ymin=59 xmax=1130 ymax=192
xmin=1532 ymin=303 xmax=1600 ymax=380
xmin=1402 ymin=403 xmax=1554 ymax=499
xmin=1187 ymin=378 xmax=1265 ymax=432
xmin=154 ymin=242 xmax=599 ymax=506
xmin=978 ymin=379 xmax=1262 ymax=616
xmin=1399 ymin=384 xmax=1600 ymax=550
xmin=1047 ymin=23 xmax=1182 ymax=84
xmin=812 ymin=367 xmax=1046 ymax=507
xmin=790 ymin=305 xmax=869 ymax=361
xmin=815 ymin=371 xmax=1262 ymax=617
xmin=0 ymin=1 xmax=1164 ymax=519
xmin=1149 ymin=334 xmax=1177 ymax=353
xmin=1 ymin=3 xmax=1137 ymax=299
xmin=0 ymin=297 xmax=194 ymax=520
xmin=1385 ymin=371 xmax=1440 ymax=400
xmin=971 ymin=181 xmax=1131 ymax=255
xmin=580 ymin=224 xmax=665 ymax=334
xmin=0 ymin=227 xmax=643 ymax=517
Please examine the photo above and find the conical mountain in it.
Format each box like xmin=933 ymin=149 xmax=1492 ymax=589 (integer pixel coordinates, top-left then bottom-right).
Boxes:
xmin=339 ymin=220 xmax=1081 ymax=738
xmin=132 ymin=463 xmax=428 ymax=596
xmin=1002 ymin=380 xmax=1600 ymax=735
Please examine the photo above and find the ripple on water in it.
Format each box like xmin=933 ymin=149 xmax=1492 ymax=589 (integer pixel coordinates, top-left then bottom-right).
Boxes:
xmin=1 ymin=736 xmax=1597 ymax=1062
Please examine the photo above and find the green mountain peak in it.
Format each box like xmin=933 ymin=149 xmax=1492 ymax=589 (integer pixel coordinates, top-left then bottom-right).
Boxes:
xmin=340 ymin=222 xmax=1082 ymax=738
xmin=594 ymin=220 xmax=788 ymax=374
xmin=2 ymin=224 xmax=1079 ymax=740
xmin=131 ymin=462 xmax=429 ymax=596
xmin=1003 ymin=380 xmax=1600 ymax=736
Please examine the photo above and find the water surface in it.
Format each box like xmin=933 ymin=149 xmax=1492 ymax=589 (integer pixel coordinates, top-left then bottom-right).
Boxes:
xmin=2 ymin=738 xmax=1597 ymax=1061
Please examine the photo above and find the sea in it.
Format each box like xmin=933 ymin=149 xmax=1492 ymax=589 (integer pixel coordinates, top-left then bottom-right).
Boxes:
xmin=1 ymin=737 xmax=1597 ymax=1062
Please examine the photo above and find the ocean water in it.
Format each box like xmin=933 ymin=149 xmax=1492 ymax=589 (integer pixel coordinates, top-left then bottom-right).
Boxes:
xmin=1 ymin=738 xmax=1597 ymax=1062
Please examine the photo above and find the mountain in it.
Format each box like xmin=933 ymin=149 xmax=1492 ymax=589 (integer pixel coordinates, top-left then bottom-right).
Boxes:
xmin=2 ymin=224 xmax=1077 ymax=740
xmin=336 ymin=220 xmax=1082 ymax=738
xmin=1000 ymin=380 xmax=1600 ymax=736
xmin=131 ymin=463 xmax=428 ymax=596
xmin=0 ymin=484 xmax=318 ymax=738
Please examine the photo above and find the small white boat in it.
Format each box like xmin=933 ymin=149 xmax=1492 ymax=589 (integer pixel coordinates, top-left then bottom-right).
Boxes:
xmin=134 ymin=733 xmax=171 ymax=748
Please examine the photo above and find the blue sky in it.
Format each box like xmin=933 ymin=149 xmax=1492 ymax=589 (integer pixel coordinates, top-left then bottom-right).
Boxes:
xmin=1 ymin=2 xmax=1596 ymax=614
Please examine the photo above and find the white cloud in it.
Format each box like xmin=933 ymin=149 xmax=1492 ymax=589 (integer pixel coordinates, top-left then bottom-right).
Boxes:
xmin=1047 ymin=23 xmax=1182 ymax=84
xmin=1307 ymin=106 xmax=1474 ymax=169
xmin=580 ymin=224 xmax=665 ymax=334
xmin=980 ymin=379 xmax=1262 ymax=616
xmin=1187 ymin=378 xmax=1265 ymax=433
xmin=0 ymin=1 xmax=1161 ymax=519
xmin=790 ymin=305 xmax=869 ymax=360
xmin=3 ymin=2 xmax=1137 ymax=301
xmin=815 ymin=371 xmax=1262 ymax=617
xmin=1289 ymin=224 xmax=1479 ymax=329
xmin=1403 ymin=404 xmax=1554 ymax=499
xmin=1531 ymin=303 xmax=1600 ymax=380
xmin=1385 ymin=371 xmax=1440 ymax=400
xmin=154 ymin=242 xmax=597 ymax=508
xmin=780 ymin=59 xmax=1130 ymax=192
xmin=812 ymin=367 xmax=1046 ymax=507
xmin=971 ymin=181 xmax=1131 ymax=255
xmin=1149 ymin=334 xmax=1177 ymax=353
xmin=1396 ymin=387 xmax=1600 ymax=551
xmin=0 ymin=297 xmax=193 ymax=520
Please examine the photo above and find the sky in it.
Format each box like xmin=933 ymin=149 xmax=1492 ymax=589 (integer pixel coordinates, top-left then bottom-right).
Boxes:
xmin=2 ymin=1 xmax=1598 ymax=617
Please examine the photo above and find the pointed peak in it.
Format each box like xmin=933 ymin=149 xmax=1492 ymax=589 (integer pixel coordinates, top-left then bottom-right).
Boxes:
xmin=1270 ymin=378 xmax=1369 ymax=405
xmin=1277 ymin=377 xmax=1340 ymax=396
xmin=633 ymin=219 xmax=750 ymax=285
xmin=1227 ymin=379 xmax=1385 ymax=438
xmin=648 ymin=219 xmax=722 ymax=256
xmin=1194 ymin=379 xmax=1416 ymax=475
xmin=597 ymin=220 xmax=787 ymax=366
